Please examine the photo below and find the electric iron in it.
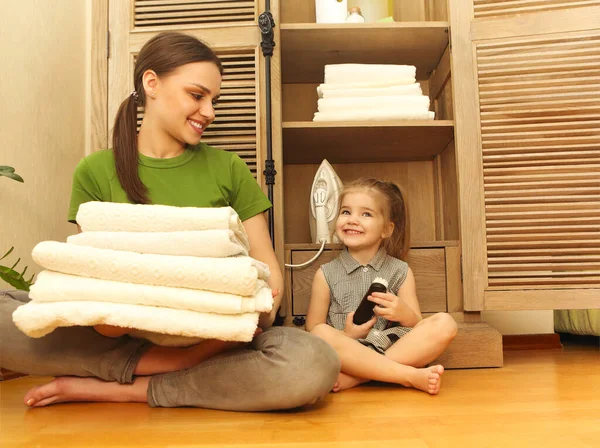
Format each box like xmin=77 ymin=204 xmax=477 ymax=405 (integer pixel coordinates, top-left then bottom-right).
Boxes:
xmin=309 ymin=159 xmax=343 ymax=244
xmin=286 ymin=159 xmax=343 ymax=269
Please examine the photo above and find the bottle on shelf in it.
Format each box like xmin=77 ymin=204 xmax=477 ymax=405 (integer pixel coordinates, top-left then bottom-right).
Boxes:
xmin=349 ymin=0 xmax=390 ymax=22
xmin=346 ymin=6 xmax=365 ymax=23
xmin=315 ymin=0 xmax=348 ymax=24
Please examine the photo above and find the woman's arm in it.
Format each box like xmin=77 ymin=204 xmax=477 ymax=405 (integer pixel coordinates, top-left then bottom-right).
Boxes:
xmin=134 ymin=339 xmax=246 ymax=375
xmin=243 ymin=213 xmax=283 ymax=329
xmin=305 ymin=269 xmax=331 ymax=331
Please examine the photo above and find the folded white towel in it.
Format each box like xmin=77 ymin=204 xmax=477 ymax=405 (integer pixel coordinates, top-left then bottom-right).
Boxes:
xmin=319 ymin=84 xmax=423 ymax=99
xmin=68 ymin=229 xmax=249 ymax=258
xmin=317 ymin=80 xmax=417 ymax=97
xmin=76 ymin=202 xmax=246 ymax=235
xmin=30 ymin=270 xmax=273 ymax=314
xmin=313 ymin=110 xmax=435 ymax=122
xmin=32 ymin=241 xmax=269 ymax=296
xmin=317 ymin=96 xmax=430 ymax=112
xmin=13 ymin=301 xmax=259 ymax=342
xmin=324 ymin=64 xmax=417 ymax=85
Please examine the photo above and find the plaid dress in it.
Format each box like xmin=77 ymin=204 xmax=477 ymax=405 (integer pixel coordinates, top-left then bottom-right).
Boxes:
xmin=321 ymin=247 xmax=413 ymax=354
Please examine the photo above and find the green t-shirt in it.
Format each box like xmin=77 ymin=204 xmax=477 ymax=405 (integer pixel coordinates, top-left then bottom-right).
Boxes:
xmin=68 ymin=143 xmax=272 ymax=223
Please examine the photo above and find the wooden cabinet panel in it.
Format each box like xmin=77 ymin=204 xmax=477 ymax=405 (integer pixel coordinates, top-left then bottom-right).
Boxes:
xmin=451 ymin=0 xmax=600 ymax=310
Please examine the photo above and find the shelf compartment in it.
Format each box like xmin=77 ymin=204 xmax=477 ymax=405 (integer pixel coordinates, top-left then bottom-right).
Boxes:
xmin=282 ymin=120 xmax=454 ymax=164
xmin=281 ymin=22 xmax=450 ymax=83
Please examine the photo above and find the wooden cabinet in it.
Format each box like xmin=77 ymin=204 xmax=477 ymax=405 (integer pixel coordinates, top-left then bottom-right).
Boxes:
xmin=276 ymin=0 xmax=503 ymax=367
xmin=450 ymin=0 xmax=600 ymax=312
xmin=92 ymin=0 xmax=600 ymax=368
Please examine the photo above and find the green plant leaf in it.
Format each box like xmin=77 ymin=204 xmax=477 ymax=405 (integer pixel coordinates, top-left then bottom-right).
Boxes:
xmin=4 ymin=172 xmax=24 ymax=182
xmin=0 ymin=265 xmax=33 ymax=291
xmin=1 ymin=247 xmax=14 ymax=260
xmin=0 ymin=247 xmax=34 ymax=291
xmin=0 ymin=166 xmax=24 ymax=182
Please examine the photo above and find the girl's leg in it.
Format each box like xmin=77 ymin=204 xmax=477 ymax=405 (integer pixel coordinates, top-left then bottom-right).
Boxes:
xmin=22 ymin=327 xmax=341 ymax=411
xmin=311 ymin=324 xmax=444 ymax=395
xmin=327 ymin=313 xmax=457 ymax=391
xmin=384 ymin=313 xmax=458 ymax=367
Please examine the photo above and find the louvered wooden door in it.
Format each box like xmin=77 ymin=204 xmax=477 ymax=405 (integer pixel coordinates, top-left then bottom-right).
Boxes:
xmin=450 ymin=1 xmax=600 ymax=311
xmin=107 ymin=0 xmax=284 ymax=255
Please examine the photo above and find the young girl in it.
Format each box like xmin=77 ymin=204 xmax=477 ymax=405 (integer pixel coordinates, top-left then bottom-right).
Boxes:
xmin=1 ymin=32 xmax=340 ymax=410
xmin=306 ymin=178 xmax=457 ymax=394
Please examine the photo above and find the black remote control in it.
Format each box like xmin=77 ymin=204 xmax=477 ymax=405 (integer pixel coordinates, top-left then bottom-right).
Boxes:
xmin=353 ymin=277 xmax=389 ymax=325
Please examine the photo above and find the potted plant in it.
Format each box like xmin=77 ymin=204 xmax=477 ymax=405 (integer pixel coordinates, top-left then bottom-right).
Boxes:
xmin=0 ymin=166 xmax=34 ymax=291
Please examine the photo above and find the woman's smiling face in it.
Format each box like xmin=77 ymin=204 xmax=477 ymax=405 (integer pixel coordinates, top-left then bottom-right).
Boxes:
xmin=150 ymin=61 xmax=222 ymax=147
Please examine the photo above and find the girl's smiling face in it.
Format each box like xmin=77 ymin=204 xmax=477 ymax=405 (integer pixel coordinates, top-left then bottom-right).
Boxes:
xmin=336 ymin=190 xmax=394 ymax=252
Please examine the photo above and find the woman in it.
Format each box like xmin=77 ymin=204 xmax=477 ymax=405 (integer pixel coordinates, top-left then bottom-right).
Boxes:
xmin=0 ymin=32 xmax=340 ymax=410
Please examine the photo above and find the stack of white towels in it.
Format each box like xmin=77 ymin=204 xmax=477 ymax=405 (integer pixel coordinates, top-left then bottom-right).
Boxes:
xmin=13 ymin=202 xmax=273 ymax=347
xmin=313 ymin=64 xmax=435 ymax=122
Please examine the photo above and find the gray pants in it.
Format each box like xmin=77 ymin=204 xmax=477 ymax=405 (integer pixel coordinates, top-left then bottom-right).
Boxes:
xmin=0 ymin=290 xmax=340 ymax=410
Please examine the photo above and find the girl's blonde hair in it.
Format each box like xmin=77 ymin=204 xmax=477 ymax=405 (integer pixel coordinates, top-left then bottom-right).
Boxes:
xmin=340 ymin=178 xmax=410 ymax=260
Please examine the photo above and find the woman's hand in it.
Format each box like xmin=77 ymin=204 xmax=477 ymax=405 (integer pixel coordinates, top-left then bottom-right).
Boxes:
xmin=343 ymin=312 xmax=376 ymax=339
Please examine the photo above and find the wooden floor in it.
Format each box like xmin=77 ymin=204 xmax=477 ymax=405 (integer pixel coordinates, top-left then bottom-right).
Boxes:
xmin=1 ymin=340 xmax=598 ymax=448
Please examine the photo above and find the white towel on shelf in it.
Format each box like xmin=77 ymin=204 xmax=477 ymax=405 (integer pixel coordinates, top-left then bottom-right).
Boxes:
xmin=12 ymin=301 xmax=260 ymax=342
xmin=32 ymin=241 xmax=270 ymax=297
xmin=324 ymin=64 xmax=417 ymax=85
xmin=30 ymin=270 xmax=273 ymax=314
xmin=317 ymin=79 xmax=417 ymax=97
xmin=317 ymin=95 xmax=431 ymax=113
xmin=68 ymin=229 xmax=249 ymax=258
xmin=313 ymin=109 xmax=435 ymax=122
xmin=319 ymin=84 xmax=423 ymax=99
xmin=76 ymin=202 xmax=247 ymax=235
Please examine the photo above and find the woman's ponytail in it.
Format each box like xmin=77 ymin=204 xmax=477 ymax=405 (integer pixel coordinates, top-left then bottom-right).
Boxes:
xmin=112 ymin=93 xmax=149 ymax=204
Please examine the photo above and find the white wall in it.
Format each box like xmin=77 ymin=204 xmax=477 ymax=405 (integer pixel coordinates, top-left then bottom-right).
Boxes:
xmin=0 ymin=0 xmax=88 ymax=288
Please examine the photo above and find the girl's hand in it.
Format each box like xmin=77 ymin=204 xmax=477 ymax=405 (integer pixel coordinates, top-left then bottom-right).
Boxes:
xmin=370 ymin=292 xmax=406 ymax=323
xmin=343 ymin=312 xmax=377 ymax=339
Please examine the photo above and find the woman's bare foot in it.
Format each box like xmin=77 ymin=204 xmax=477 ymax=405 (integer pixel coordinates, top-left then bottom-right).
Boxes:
xmin=23 ymin=376 xmax=149 ymax=408
xmin=332 ymin=372 xmax=368 ymax=392
xmin=407 ymin=365 xmax=444 ymax=395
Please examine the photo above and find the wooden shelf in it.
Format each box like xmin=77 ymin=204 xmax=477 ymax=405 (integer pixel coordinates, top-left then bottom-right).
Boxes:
xmin=285 ymin=241 xmax=459 ymax=251
xmin=282 ymin=120 xmax=454 ymax=164
xmin=281 ymin=22 xmax=450 ymax=83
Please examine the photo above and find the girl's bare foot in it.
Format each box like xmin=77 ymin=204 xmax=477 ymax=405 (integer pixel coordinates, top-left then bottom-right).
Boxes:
xmin=332 ymin=372 xmax=368 ymax=392
xmin=23 ymin=376 xmax=149 ymax=408
xmin=408 ymin=365 xmax=444 ymax=395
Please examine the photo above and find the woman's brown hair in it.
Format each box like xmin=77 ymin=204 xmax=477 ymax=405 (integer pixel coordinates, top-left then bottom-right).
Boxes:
xmin=340 ymin=178 xmax=411 ymax=260
xmin=112 ymin=32 xmax=223 ymax=204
